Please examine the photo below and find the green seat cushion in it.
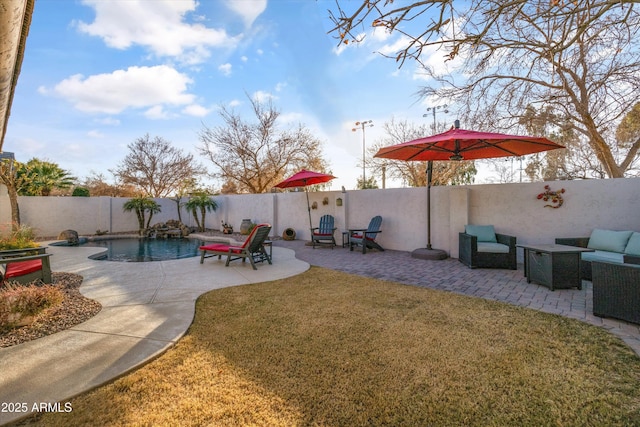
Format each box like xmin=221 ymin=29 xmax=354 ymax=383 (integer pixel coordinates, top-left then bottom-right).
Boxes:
xmin=465 ymin=225 xmax=497 ymax=243
xmin=587 ymin=229 xmax=633 ymax=253
xmin=477 ymin=242 xmax=510 ymax=254
xmin=582 ymin=250 xmax=625 ymax=264
xmin=624 ymin=232 xmax=640 ymax=256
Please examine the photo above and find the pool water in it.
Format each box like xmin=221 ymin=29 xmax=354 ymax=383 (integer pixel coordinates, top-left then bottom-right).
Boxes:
xmin=81 ymin=238 xmax=205 ymax=262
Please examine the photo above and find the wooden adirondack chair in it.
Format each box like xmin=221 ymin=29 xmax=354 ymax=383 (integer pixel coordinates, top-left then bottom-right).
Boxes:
xmin=349 ymin=216 xmax=384 ymax=254
xmin=0 ymin=247 xmax=53 ymax=284
xmin=199 ymin=224 xmax=272 ymax=270
xmin=311 ymin=214 xmax=337 ymax=249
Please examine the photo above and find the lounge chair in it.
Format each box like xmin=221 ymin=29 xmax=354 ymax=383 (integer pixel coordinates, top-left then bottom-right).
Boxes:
xmin=311 ymin=214 xmax=337 ymax=249
xmin=349 ymin=216 xmax=383 ymax=254
xmin=458 ymin=225 xmax=517 ymax=270
xmin=199 ymin=224 xmax=272 ymax=270
xmin=0 ymin=247 xmax=53 ymax=284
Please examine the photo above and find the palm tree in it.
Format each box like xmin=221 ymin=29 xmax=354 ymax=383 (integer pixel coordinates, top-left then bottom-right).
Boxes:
xmin=185 ymin=193 xmax=218 ymax=232
xmin=123 ymin=196 xmax=162 ymax=235
xmin=18 ymin=158 xmax=76 ymax=196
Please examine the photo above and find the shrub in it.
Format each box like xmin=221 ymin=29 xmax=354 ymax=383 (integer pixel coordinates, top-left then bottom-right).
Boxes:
xmin=247 ymin=222 xmax=257 ymax=235
xmin=0 ymin=282 xmax=64 ymax=331
xmin=0 ymin=224 xmax=38 ymax=250
xmin=72 ymin=187 xmax=90 ymax=197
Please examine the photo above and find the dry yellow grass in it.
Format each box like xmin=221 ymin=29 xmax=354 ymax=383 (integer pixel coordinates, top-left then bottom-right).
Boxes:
xmin=23 ymin=267 xmax=640 ymax=426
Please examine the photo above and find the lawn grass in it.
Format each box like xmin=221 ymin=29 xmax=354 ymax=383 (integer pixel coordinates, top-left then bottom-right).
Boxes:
xmin=25 ymin=267 xmax=640 ymax=426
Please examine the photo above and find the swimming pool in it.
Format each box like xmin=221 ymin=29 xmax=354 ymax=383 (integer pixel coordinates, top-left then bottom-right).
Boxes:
xmin=80 ymin=238 xmax=205 ymax=262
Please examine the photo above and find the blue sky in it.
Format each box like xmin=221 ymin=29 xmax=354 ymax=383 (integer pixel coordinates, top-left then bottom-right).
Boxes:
xmin=5 ymin=0 xmax=467 ymax=191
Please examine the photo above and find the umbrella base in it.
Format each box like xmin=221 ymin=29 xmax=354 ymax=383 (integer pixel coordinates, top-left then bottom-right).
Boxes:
xmin=411 ymin=248 xmax=448 ymax=260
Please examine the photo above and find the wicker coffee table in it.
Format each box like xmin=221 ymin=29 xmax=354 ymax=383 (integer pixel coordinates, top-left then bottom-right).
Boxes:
xmin=517 ymin=243 xmax=594 ymax=291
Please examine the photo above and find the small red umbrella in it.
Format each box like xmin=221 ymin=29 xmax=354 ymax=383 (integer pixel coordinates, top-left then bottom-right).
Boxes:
xmin=275 ymin=169 xmax=336 ymax=230
xmin=375 ymin=121 xmax=565 ymax=259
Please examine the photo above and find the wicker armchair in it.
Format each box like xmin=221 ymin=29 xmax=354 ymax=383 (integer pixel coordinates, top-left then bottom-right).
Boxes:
xmin=592 ymin=260 xmax=640 ymax=325
xmin=459 ymin=230 xmax=517 ymax=270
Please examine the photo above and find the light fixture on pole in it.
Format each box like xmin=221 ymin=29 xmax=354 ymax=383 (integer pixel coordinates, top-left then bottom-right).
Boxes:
xmin=352 ymin=120 xmax=373 ymax=187
xmin=423 ymin=104 xmax=448 ymax=135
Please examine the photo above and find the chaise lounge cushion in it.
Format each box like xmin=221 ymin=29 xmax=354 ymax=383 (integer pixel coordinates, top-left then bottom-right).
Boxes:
xmin=199 ymin=243 xmax=243 ymax=254
xmin=464 ymin=225 xmax=497 ymax=243
xmin=4 ymin=259 xmax=43 ymax=279
xmin=624 ymin=232 xmax=640 ymax=256
xmin=587 ymin=229 xmax=633 ymax=253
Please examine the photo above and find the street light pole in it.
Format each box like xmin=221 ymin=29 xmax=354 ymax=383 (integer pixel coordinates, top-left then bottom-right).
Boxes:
xmin=352 ymin=120 xmax=373 ymax=188
xmin=423 ymin=104 xmax=448 ymax=135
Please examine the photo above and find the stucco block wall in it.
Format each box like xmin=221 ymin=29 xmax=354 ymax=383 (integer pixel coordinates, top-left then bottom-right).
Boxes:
xmin=1 ymin=178 xmax=639 ymax=258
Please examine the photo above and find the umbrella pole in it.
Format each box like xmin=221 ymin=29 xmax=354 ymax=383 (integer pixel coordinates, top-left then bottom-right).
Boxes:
xmin=305 ymin=187 xmax=313 ymax=231
xmin=411 ymin=160 xmax=447 ymax=260
xmin=427 ymin=160 xmax=433 ymax=250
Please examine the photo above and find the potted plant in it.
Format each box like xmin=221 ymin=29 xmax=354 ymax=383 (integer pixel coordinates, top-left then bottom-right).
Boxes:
xmin=221 ymin=221 xmax=233 ymax=234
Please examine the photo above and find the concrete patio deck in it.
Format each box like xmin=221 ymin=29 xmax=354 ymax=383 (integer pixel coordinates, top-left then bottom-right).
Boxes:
xmin=1 ymin=237 xmax=639 ymax=425
xmin=0 ymin=242 xmax=309 ymax=426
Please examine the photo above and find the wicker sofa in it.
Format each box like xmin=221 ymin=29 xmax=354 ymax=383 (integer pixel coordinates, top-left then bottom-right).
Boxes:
xmin=592 ymin=260 xmax=640 ymax=324
xmin=556 ymin=229 xmax=640 ymax=281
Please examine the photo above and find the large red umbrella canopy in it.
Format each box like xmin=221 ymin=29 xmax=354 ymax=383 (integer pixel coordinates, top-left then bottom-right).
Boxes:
xmin=274 ymin=169 xmax=336 ymax=188
xmin=373 ymin=124 xmax=564 ymax=259
xmin=275 ymin=169 xmax=336 ymax=232
xmin=374 ymin=127 xmax=564 ymax=162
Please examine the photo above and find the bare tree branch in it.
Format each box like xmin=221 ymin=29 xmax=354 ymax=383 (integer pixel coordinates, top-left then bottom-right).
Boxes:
xmin=198 ymin=95 xmax=330 ymax=193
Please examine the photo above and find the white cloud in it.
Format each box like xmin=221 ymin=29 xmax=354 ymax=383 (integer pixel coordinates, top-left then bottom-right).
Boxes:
xmin=277 ymin=112 xmax=303 ymax=125
xmin=275 ymin=82 xmax=287 ymax=92
xmin=252 ymin=90 xmax=276 ymax=103
xmin=377 ymin=37 xmax=406 ymax=57
xmin=182 ymin=104 xmax=210 ymax=117
xmin=229 ymin=99 xmax=242 ymax=107
xmin=144 ymin=105 xmax=171 ymax=120
xmin=224 ymin=0 xmax=267 ymax=27
xmin=87 ymin=130 xmax=104 ymax=138
xmin=95 ymin=117 xmax=120 ymax=126
xmin=77 ymin=0 xmax=238 ymax=64
xmin=241 ymin=56 xmax=248 ymax=62
xmin=218 ymin=63 xmax=232 ymax=76
xmin=51 ymin=65 xmax=195 ymax=115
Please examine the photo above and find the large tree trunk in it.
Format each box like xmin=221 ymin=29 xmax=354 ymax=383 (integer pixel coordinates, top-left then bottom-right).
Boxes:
xmin=7 ymin=186 xmax=20 ymax=231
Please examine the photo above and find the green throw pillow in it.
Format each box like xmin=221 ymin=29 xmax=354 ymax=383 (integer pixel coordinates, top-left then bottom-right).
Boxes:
xmin=465 ymin=225 xmax=497 ymax=243
xmin=624 ymin=232 xmax=640 ymax=256
xmin=587 ymin=229 xmax=633 ymax=253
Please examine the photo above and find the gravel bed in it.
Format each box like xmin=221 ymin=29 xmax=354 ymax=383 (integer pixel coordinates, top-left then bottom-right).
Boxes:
xmin=0 ymin=273 xmax=102 ymax=348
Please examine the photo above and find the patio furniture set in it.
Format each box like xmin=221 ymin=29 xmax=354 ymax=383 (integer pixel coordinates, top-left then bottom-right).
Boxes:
xmin=460 ymin=225 xmax=640 ymax=325
xmin=2 ymin=222 xmax=637 ymax=326
xmin=310 ymin=215 xmax=384 ymax=254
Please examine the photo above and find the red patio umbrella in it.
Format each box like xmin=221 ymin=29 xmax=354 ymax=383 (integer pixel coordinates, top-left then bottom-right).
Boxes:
xmin=374 ymin=120 xmax=565 ymax=259
xmin=275 ymin=169 xmax=336 ymax=231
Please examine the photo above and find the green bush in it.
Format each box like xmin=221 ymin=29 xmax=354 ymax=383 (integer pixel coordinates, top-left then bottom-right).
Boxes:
xmin=0 ymin=224 xmax=38 ymax=250
xmin=72 ymin=187 xmax=90 ymax=197
xmin=0 ymin=282 xmax=64 ymax=331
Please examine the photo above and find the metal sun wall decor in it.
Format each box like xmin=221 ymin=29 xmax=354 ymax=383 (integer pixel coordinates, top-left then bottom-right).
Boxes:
xmin=537 ymin=184 xmax=565 ymax=208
